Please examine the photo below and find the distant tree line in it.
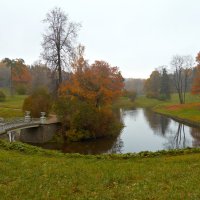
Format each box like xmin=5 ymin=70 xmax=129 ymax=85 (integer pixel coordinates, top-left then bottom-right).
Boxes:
xmin=144 ymin=53 xmax=200 ymax=103
xmin=0 ymin=59 xmax=70 ymax=95
xmin=124 ymin=78 xmax=145 ymax=95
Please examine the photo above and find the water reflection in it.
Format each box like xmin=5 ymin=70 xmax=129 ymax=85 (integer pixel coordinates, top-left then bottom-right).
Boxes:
xmin=121 ymin=108 xmax=138 ymax=120
xmin=34 ymin=135 xmax=124 ymax=155
xmin=143 ymin=109 xmax=170 ymax=136
xmin=62 ymin=136 xmax=124 ymax=154
xmin=191 ymin=127 xmax=200 ymax=147
xmin=164 ymin=124 xmax=190 ymax=149
xmin=17 ymin=108 xmax=200 ymax=154
xmin=120 ymin=109 xmax=200 ymax=153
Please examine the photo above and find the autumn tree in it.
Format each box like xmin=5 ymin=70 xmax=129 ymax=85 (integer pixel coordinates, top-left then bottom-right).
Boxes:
xmin=12 ymin=60 xmax=31 ymax=84
xmin=56 ymin=58 xmax=124 ymax=141
xmin=60 ymin=60 xmax=124 ymax=108
xmin=0 ymin=62 xmax=10 ymax=87
xmin=41 ymin=7 xmax=81 ymax=88
xmin=191 ymin=66 xmax=200 ymax=95
xmin=2 ymin=58 xmax=15 ymax=95
xmin=191 ymin=52 xmax=200 ymax=95
xmin=144 ymin=70 xmax=161 ymax=98
xmin=2 ymin=58 xmax=31 ymax=95
xmin=171 ymin=55 xmax=194 ymax=104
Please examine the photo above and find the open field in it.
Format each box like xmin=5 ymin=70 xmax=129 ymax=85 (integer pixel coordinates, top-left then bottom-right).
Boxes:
xmin=1 ymin=140 xmax=200 ymax=199
xmin=0 ymin=93 xmax=26 ymax=118
xmin=135 ymin=93 xmax=200 ymax=108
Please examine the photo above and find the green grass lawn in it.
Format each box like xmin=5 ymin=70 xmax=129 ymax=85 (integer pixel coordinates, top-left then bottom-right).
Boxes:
xmin=0 ymin=94 xmax=26 ymax=118
xmin=0 ymin=94 xmax=26 ymax=109
xmin=135 ymin=93 xmax=200 ymax=108
xmin=115 ymin=93 xmax=199 ymax=110
xmin=1 ymin=91 xmax=200 ymax=199
xmin=1 ymin=140 xmax=200 ymax=199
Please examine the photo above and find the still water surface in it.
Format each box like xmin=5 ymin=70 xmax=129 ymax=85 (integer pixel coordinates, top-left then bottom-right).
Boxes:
xmin=37 ymin=108 xmax=200 ymax=154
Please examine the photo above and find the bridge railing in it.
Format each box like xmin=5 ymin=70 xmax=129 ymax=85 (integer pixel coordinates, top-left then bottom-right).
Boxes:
xmin=0 ymin=117 xmax=41 ymax=133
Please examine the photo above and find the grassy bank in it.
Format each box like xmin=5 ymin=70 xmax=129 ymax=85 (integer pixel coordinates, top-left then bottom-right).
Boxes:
xmin=1 ymin=140 xmax=200 ymax=199
xmin=131 ymin=93 xmax=200 ymax=126
xmin=154 ymin=102 xmax=200 ymax=126
xmin=151 ymin=94 xmax=200 ymax=126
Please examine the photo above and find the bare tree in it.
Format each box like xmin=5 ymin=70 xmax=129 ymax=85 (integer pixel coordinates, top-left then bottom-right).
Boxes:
xmin=41 ymin=7 xmax=81 ymax=87
xmin=171 ymin=55 xmax=194 ymax=104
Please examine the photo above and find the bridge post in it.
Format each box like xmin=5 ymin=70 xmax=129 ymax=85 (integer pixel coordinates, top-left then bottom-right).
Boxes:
xmin=24 ymin=111 xmax=31 ymax=123
xmin=7 ymin=131 xmax=15 ymax=142
xmin=40 ymin=112 xmax=46 ymax=124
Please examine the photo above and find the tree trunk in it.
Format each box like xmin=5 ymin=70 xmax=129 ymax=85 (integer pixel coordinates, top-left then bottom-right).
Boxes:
xmin=10 ymin=66 xmax=13 ymax=96
xmin=58 ymin=50 xmax=62 ymax=85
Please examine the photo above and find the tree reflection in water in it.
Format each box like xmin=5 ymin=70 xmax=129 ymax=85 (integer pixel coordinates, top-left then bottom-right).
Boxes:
xmin=61 ymin=135 xmax=124 ymax=154
xmin=164 ymin=124 xmax=190 ymax=149
xmin=120 ymin=108 xmax=138 ymax=122
xmin=19 ymin=108 xmax=200 ymax=154
xmin=190 ymin=127 xmax=200 ymax=147
xmin=31 ymin=135 xmax=124 ymax=155
xmin=143 ymin=109 xmax=170 ymax=136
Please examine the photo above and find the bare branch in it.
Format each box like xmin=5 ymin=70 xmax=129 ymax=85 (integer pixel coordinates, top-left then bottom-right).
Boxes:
xmin=41 ymin=7 xmax=81 ymax=87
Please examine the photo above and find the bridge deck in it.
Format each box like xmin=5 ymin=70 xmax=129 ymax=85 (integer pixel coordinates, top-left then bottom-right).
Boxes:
xmin=0 ymin=116 xmax=60 ymax=134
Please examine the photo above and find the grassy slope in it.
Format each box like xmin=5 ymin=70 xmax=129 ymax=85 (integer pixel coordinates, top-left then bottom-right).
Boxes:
xmin=153 ymin=94 xmax=200 ymax=125
xmin=0 ymin=93 xmax=200 ymax=199
xmin=1 ymin=141 xmax=200 ymax=199
xmin=0 ymin=94 xmax=26 ymax=118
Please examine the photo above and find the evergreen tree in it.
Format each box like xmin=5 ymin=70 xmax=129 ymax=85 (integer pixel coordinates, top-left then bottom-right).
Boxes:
xmin=160 ymin=68 xmax=170 ymax=100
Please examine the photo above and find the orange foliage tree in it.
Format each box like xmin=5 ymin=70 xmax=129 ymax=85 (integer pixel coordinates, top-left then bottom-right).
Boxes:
xmin=191 ymin=66 xmax=200 ymax=94
xmin=191 ymin=52 xmax=200 ymax=95
xmin=2 ymin=58 xmax=32 ymax=94
xmin=60 ymin=60 xmax=124 ymax=108
xmin=12 ymin=59 xmax=32 ymax=84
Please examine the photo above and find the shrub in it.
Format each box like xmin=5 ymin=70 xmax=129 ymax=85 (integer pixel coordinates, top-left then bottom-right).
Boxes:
xmin=0 ymin=91 xmax=6 ymax=102
xmin=124 ymin=90 xmax=137 ymax=101
xmin=158 ymin=94 xmax=170 ymax=101
xmin=16 ymin=84 xmax=27 ymax=95
xmin=22 ymin=88 xmax=52 ymax=117
xmin=55 ymin=98 xmax=123 ymax=141
xmin=146 ymin=92 xmax=159 ymax=99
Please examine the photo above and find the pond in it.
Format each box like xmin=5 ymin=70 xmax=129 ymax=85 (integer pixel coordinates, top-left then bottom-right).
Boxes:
xmin=33 ymin=108 xmax=200 ymax=154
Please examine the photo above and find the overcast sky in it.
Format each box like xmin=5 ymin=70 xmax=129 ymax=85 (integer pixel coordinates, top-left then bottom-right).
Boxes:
xmin=0 ymin=0 xmax=200 ymax=78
